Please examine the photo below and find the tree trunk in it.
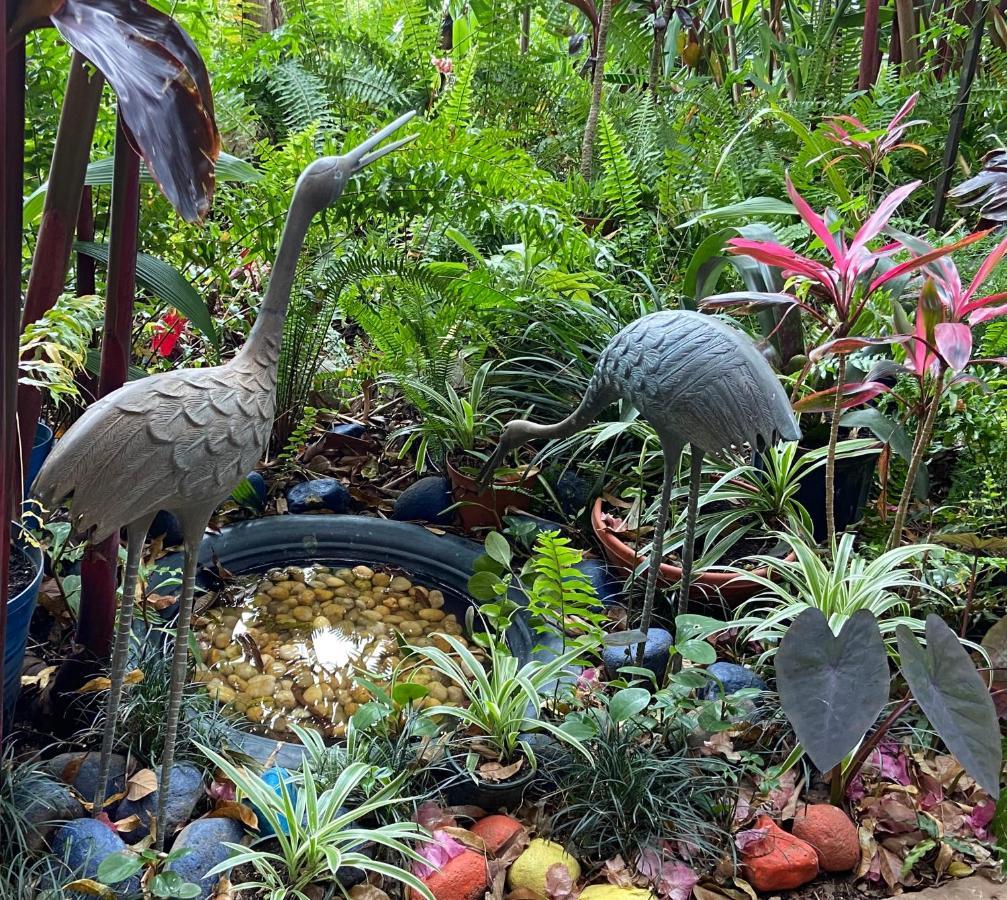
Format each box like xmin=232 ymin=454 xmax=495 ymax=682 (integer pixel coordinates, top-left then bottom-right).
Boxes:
xmin=76 ymin=114 xmax=140 ymax=658
xmin=930 ymin=0 xmax=989 ymax=230
xmin=0 ymin=5 xmax=26 ymax=744
xmin=724 ymin=0 xmax=741 ymax=103
xmin=15 ymin=53 xmax=103 ymax=491
xmin=895 ymin=0 xmax=919 ymax=72
xmin=520 ymin=6 xmax=530 ymax=53
xmin=889 ymin=0 xmax=904 ymax=67
xmin=580 ymin=0 xmax=614 ymax=178
xmin=858 ymin=0 xmax=882 ymax=89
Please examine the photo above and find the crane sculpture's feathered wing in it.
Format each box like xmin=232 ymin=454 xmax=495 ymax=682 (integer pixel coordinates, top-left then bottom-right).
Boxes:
xmin=33 ymin=363 xmax=274 ymax=540
xmin=592 ymin=310 xmax=799 ymax=456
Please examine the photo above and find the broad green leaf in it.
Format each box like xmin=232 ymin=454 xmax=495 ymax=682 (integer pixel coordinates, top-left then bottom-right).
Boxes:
xmin=391 ymin=682 xmax=429 ymax=705
xmin=96 ymin=851 xmax=144 ymax=884
xmin=679 ymin=197 xmax=797 ymax=227
xmin=777 ymin=608 xmax=890 ymax=773
xmin=897 ymin=616 xmax=1002 ymax=796
xmin=483 ymin=531 xmax=512 ymax=568
xmin=608 ymin=687 xmax=651 ymax=723
xmin=74 ymin=241 xmax=219 ymax=348
xmin=467 ymin=570 xmax=501 ymax=601
xmin=677 ymin=639 xmax=716 ymax=665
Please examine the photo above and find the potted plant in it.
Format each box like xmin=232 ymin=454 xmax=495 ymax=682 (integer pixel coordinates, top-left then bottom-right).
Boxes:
xmin=392 ymin=361 xmax=539 ymax=530
xmin=408 ymin=634 xmax=591 ymax=810
xmin=592 ymin=439 xmax=875 ymax=606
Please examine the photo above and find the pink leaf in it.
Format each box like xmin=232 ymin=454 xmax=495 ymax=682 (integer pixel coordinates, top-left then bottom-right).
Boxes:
xmin=966 ymin=799 xmax=996 ymax=839
xmin=935 ymin=322 xmax=973 ymax=373
xmin=967 ymin=299 xmax=1007 ymax=325
xmin=635 ymin=850 xmax=699 ymax=900
xmin=887 ymin=92 xmax=920 ymax=131
xmin=871 ymin=230 xmax=993 ymax=294
xmin=964 ymin=236 xmax=1007 ymax=302
xmin=734 ymin=825 xmax=772 ymax=853
xmin=415 ymin=802 xmax=456 ymax=831
xmin=793 ymin=381 xmax=890 ymax=412
xmin=545 ymin=863 xmax=578 ymax=900
xmin=850 ymin=181 xmax=920 ymax=255
xmin=412 ymin=830 xmax=466 ymax=879
xmin=786 ymin=175 xmax=844 ymax=262
xmin=810 ymin=334 xmax=910 ymax=361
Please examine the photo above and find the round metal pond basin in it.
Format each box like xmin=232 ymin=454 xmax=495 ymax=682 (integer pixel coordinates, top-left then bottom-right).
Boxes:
xmin=149 ymin=515 xmax=535 ymax=768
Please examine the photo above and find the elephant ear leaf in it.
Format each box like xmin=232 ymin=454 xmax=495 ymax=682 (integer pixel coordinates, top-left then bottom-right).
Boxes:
xmin=897 ymin=616 xmax=1002 ymax=797
xmin=777 ymin=608 xmax=890 ymax=773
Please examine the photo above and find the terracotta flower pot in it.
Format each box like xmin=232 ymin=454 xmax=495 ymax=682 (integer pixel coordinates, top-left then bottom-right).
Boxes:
xmin=447 ymin=459 xmax=537 ymax=532
xmin=590 ymin=497 xmax=786 ymax=608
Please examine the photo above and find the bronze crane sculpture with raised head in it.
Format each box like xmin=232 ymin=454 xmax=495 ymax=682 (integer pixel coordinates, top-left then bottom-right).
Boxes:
xmin=33 ymin=112 xmax=417 ymax=845
xmin=479 ymin=309 xmax=800 ymax=658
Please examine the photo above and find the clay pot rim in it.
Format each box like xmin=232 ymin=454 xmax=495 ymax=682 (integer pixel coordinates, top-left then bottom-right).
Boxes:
xmin=445 ymin=457 xmax=540 ymax=489
xmin=590 ymin=496 xmax=792 ymax=587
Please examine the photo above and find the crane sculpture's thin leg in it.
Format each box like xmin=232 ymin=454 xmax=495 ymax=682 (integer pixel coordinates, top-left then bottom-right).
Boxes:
xmin=636 ymin=442 xmax=680 ymax=667
xmin=93 ymin=515 xmax=153 ymax=813
xmin=153 ymin=517 xmax=205 ymax=851
xmin=676 ymin=450 xmax=704 ymax=621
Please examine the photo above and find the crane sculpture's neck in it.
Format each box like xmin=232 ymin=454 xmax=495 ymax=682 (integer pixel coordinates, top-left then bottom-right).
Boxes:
xmin=528 ymin=389 xmax=611 ymax=441
xmin=234 ymin=180 xmax=326 ymax=376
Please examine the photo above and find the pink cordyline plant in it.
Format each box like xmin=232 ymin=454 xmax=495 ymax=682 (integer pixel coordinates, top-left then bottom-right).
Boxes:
xmin=704 ymin=175 xmax=988 ymax=548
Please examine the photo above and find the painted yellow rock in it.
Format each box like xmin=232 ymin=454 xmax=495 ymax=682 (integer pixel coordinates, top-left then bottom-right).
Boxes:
xmin=507 ymin=839 xmax=581 ymax=899
xmin=579 ymin=887 xmax=656 ymax=900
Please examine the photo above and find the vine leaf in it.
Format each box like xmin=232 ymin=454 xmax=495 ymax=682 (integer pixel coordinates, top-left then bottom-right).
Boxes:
xmin=897 ymin=616 xmax=1002 ymax=796
xmin=776 ymin=608 xmax=890 ymax=773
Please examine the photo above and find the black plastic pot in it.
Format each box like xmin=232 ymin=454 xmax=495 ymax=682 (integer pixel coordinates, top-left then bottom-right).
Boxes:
xmin=437 ymin=750 xmax=536 ymax=812
xmin=795 ymin=452 xmax=877 ymax=542
xmin=149 ymin=515 xmax=537 ymax=768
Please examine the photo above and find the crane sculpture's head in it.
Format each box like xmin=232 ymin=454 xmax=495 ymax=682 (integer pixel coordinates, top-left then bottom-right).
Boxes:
xmin=296 ymin=110 xmax=418 ymax=212
xmin=476 ymin=419 xmax=537 ymax=489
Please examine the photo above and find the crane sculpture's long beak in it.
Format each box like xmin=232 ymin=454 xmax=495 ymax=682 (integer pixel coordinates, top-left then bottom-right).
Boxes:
xmin=349 ymin=111 xmax=418 ymax=172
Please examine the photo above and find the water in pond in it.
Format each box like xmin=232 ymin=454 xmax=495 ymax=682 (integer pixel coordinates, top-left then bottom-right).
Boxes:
xmin=193 ymin=563 xmax=477 ymax=740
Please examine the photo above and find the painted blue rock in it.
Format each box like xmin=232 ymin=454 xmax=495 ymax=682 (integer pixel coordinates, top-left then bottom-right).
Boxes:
xmin=246 ymin=471 xmax=267 ymax=505
xmin=51 ymin=819 xmax=141 ymax=895
xmin=286 ymin=479 xmax=351 ymax=514
xmin=573 ymin=558 xmax=622 ymax=607
xmin=555 ymin=469 xmax=592 ymax=516
xmin=148 ymin=509 xmax=183 ymax=546
xmin=700 ymin=662 xmax=767 ymax=700
xmin=165 ymin=816 xmax=246 ymax=899
xmin=393 ymin=476 xmax=454 ymax=525
xmin=14 ymin=777 xmax=85 ymax=852
xmin=602 ymin=628 xmax=674 ymax=683
xmin=331 ymin=422 xmax=366 ymax=438
xmin=44 ymin=752 xmax=128 ymax=803
xmin=114 ymin=763 xmax=204 ymax=844
xmin=248 ymin=767 xmax=299 ymax=837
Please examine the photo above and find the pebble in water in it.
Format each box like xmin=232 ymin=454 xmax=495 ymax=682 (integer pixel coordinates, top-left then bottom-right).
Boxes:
xmin=194 ymin=564 xmax=472 ymax=740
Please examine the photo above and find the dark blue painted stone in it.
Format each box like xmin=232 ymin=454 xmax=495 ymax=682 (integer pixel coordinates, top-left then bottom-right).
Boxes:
xmin=602 ymin=628 xmax=674 ymax=683
xmin=331 ymin=422 xmax=366 ymax=438
xmin=393 ymin=476 xmax=454 ymax=525
xmin=555 ymin=470 xmax=592 ymax=516
xmin=286 ymin=478 xmax=351 ymax=514
xmin=246 ymin=471 xmax=267 ymax=505
xmin=700 ymin=662 xmax=767 ymax=700
xmin=51 ymin=819 xmax=141 ymax=895
xmin=114 ymin=763 xmax=204 ymax=844
xmin=148 ymin=509 xmax=183 ymax=546
xmin=573 ymin=558 xmax=622 ymax=607
xmin=166 ymin=816 xmax=246 ymax=899
xmin=44 ymin=752 xmax=127 ymax=803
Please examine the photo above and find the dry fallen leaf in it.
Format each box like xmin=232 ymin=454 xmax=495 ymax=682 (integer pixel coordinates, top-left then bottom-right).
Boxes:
xmin=126 ymin=769 xmax=159 ymax=801
xmin=205 ymin=800 xmax=258 ymax=830
xmin=62 ymin=879 xmax=114 ymax=897
xmin=113 ymin=814 xmax=142 ymax=833
xmin=441 ymin=825 xmax=489 ymax=853
xmin=77 ymin=676 xmax=111 ymax=693
xmin=21 ymin=664 xmax=57 ymax=689
xmin=211 ymin=875 xmax=235 ymax=900
xmin=124 ymin=668 xmax=144 ymax=685
xmin=348 ymin=884 xmax=391 ymax=900
xmin=478 ymin=758 xmax=524 ymax=782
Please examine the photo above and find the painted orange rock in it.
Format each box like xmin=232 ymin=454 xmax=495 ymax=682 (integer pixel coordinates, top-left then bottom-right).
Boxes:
xmin=740 ymin=815 xmax=819 ymax=892
xmin=411 ymin=850 xmax=489 ymax=900
xmin=471 ymin=814 xmax=523 ymax=854
xmin=792 ymin=804 xmax=860 ymax=872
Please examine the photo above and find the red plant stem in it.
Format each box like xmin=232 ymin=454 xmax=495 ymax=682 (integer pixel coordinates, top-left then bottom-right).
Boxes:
xmin=15 ymin=53 xmax=103 ymax=487
xmin=960 ymin=551 xmax=979 ymax=637
xmin=825 ymin=354 xmax=847 ymax=551
xmin=76 ymin=114 xmax=140 ymax=657
xmin=843 ymin=697 xmax=914 ymax=792
xmin=1 ymin=4 xmax=26 ymax=744
xmin=858 ymin=0 xmax=882 ymax=89
xmin=76 ymin=186 xmax=96 ymax=296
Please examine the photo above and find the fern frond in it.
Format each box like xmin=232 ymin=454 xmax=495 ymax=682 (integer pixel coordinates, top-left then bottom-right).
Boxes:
xmin=597 ymin=110 xmax=643 ymax=224
xmin=268 ymin=59 xmax=335 ymax=140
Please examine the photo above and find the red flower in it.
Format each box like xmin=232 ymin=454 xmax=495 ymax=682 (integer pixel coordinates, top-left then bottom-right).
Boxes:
xmin=151 ymin=310 xmax=187 ymax=358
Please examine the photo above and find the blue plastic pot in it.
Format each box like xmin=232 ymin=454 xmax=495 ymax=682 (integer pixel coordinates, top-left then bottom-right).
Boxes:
xmin=5 ymin=523 xmax=44 ymax=713
xmin=25 ymin=420 xmax=53 ymax=497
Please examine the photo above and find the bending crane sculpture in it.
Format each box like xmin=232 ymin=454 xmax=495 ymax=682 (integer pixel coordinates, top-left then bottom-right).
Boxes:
xmin=33 ymin=112 xmax=417 ymax=845
xmin=480 ymin=310 xmax=800 ymax=654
